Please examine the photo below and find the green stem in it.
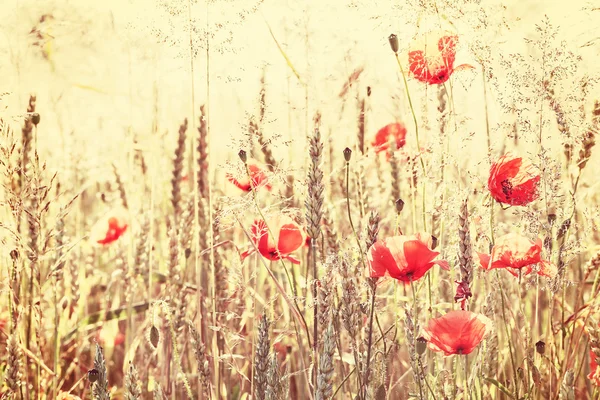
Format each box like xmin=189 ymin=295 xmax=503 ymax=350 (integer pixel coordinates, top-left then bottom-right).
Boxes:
xmin=410 ymin=278 xmax=424 ymax=400
xmin=394 ymin=53 xmax=425 ymax=174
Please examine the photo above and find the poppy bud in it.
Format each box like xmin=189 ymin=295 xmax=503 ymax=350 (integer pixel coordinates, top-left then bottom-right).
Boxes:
xmin=150 ymin=325 xmax=160 ymax=348
xmin=431 ymin=235 xmax=439 ymax=250
xmin=31 ymin=113 xmax=40 ymax=126
xmin=343 ymin=147 xmax=352 ymax=162
xmin=395 ymin=198 xmax=405 ymax=213
xmin=185 ymin=248 xmax=192 ymax=259
xmin=10 ymin=249 xmax=19 ymax=261
xmin=547 ymin=213 xmax=557 ymax=226
xmin=388 ymin=34 xmax=399 ymax=53
xmin=88 ymin=368 xmax=100 ymax=383
xmin=238 ymin=149 xmax=247 ymax=163
xmin=535 ymin=340 xmax=545 ymax=355
xmin=416 ymin=336 xmax=427 ymax=355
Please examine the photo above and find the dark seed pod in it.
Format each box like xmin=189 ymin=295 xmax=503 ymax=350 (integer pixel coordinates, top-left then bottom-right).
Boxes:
xmin=431 ymin=235 xmax=439 ymax=250
xmin=388 ymin=34 xmax=399 ymax=53
xmin=150 ymin=325 xmax=160 ymax=348
xmin=10 ymin=249 xmax=19 ymax=260
xmin=343 ymin=147 xmax=352 ymax=162
xmin=416 ymin=337 xmax=427 ymax=355
xmin=535 ymin=340 xmax=546 ymax=355
xmin=31 ymin=113 xmax=40 ymax=126
xmin=395 ymin=198 xmax=405 ymax=213
xmin=238 ymin=149 xmax=247 ymax=163
xmin=88 ymin=368 xmax=100 ymax=383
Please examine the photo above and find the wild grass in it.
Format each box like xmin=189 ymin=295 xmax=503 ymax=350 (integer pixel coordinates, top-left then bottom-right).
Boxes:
xmin=1 ymin=0 xmax=600 ymax=399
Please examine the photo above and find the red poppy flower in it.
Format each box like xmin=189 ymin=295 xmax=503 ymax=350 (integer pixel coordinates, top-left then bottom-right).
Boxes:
xmin=477 ymin=233 xmax=556 ymax=278
xmin=408 ymin=32 xmax=472 ymax=85
xmin=227 ymin=159 xmax=272 ymax=192
xmin=240 ymin=215 xmax=305 ymax=264
xmin=589 ymin=349 xmax=600 ymax=386
xmin=423 ymin=310 xmax=492 ymax=356
xmin=488 ymin=153 xmax=541 ymax=206
xmin=90 ymin=209 xmax=128 ymax=245
xmin=367 ymin=232 xmax=449 ymax=282
xmin=372 ymin=122 xmax=407 ymax=154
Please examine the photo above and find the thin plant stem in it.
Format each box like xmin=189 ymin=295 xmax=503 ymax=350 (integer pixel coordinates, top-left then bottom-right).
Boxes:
xmin=393 ymin=53 xmax=425 ymax=174
xmin=362 ymin=282 xmax=377 ymax=397
xmin=496 ymin=272 xmax=519 ymax=399
xmin=410 ymin=278 xmax=424 ymax=400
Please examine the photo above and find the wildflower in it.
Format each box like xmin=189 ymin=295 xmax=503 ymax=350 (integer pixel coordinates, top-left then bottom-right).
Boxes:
xmin=367 ymin=232 xmax=449 ymax=283
xmin=227 ymin=158 xmax=272 ymax=192
xmin=488 ymin=153 xmax=541 ymax=206
xmin=423 ymin=310 xmax=492 ymax=356
xmin=408 ymin=32 xmax=472 ymax=85
xmin=372 ymin=122 xmax=407 ymax=154
xmin=90 ymin=208 xmax=128 ymax=245
xmin=241 ymin=215 xmax=305 ymax=264
xmin=477 ymin=233 xmax=556 ymax=278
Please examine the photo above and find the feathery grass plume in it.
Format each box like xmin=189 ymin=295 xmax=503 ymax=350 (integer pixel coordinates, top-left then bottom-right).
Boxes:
xmin=318 ymin=260 xmax=334 ymax=335
xmin=482 ymin=293 xmax=498 ymax=387
xmin=53 ymin=213 xmax=67 ymax=291
xmin=171 ymin=118 xmax=188 ymax=224
xmin=306 ymin=116 xmax=324 ymax=241
xmin=316 ymin=323 xmax=335 ymax=400
xmin=112 ymin=163 xmax=128 ymax=209
xmin=322 ymin=210 xmax=340 ymax=257
xmin=153 ymin=383 xmax=167 ymax=400
xmin=212 ymin=206 xmax=227 ymax=315
xmin=544 ymin=77 xmax=570 ymax=138
xmin=188 ymin=321 xmax=211 ymax=397
xmin=21 ymin=94 xmax=36 ymax=179
xmin=389 ymin=142 xmax=401 ymax=206
xmin=254 ymin=314 xmax=269 ymax=400
xmin=338 ymin=255 xmax=359 ymax=339
xmin=5 ymin=334 xmax=22 ymax=395
xmin=254 ymin=314 xmax=270 ymax=400
xmin=365 ymin=210 xmax=380 ymax=252
xmin=456 ymin=197 xmax=473 ymax=309
xmin=559 ymin=370 xmax=575 ymax=400
xmin=125 ymin=361 xmax=141 ymax=400
xmin=307 ymin=114 xmax=324 ymax=385
xmin=167 ymin=221 xmax=185 ymax=331
xmin=92 ymin=343 xmax=111 ymax=400
xmin=577 ymin=100 xmax=599 ymax=171
xmin=197 ymin=104 xmax=209 ymax=200
xmin=265 ymin=352 xmax=284 ymax=400
xmin=179 ymin=195 xmax=195 ymax=259
xmin=133 ymin=214 xmax=149 ymax=276
xmin=588 ymin=321 xmax=600 ymax=365
xmin=404 ymin=308 xmax=424 ymax=398
xmin=357 ymin=97 xmax=365 ymax=155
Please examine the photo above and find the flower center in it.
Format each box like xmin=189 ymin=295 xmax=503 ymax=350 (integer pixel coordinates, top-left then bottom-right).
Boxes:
xmin=501 ymin=179 xmax=513 ymax=197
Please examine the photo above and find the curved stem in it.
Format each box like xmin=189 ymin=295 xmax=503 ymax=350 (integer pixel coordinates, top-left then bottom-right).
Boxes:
xmin=394 ymin=53 xmax=426 ymax=175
